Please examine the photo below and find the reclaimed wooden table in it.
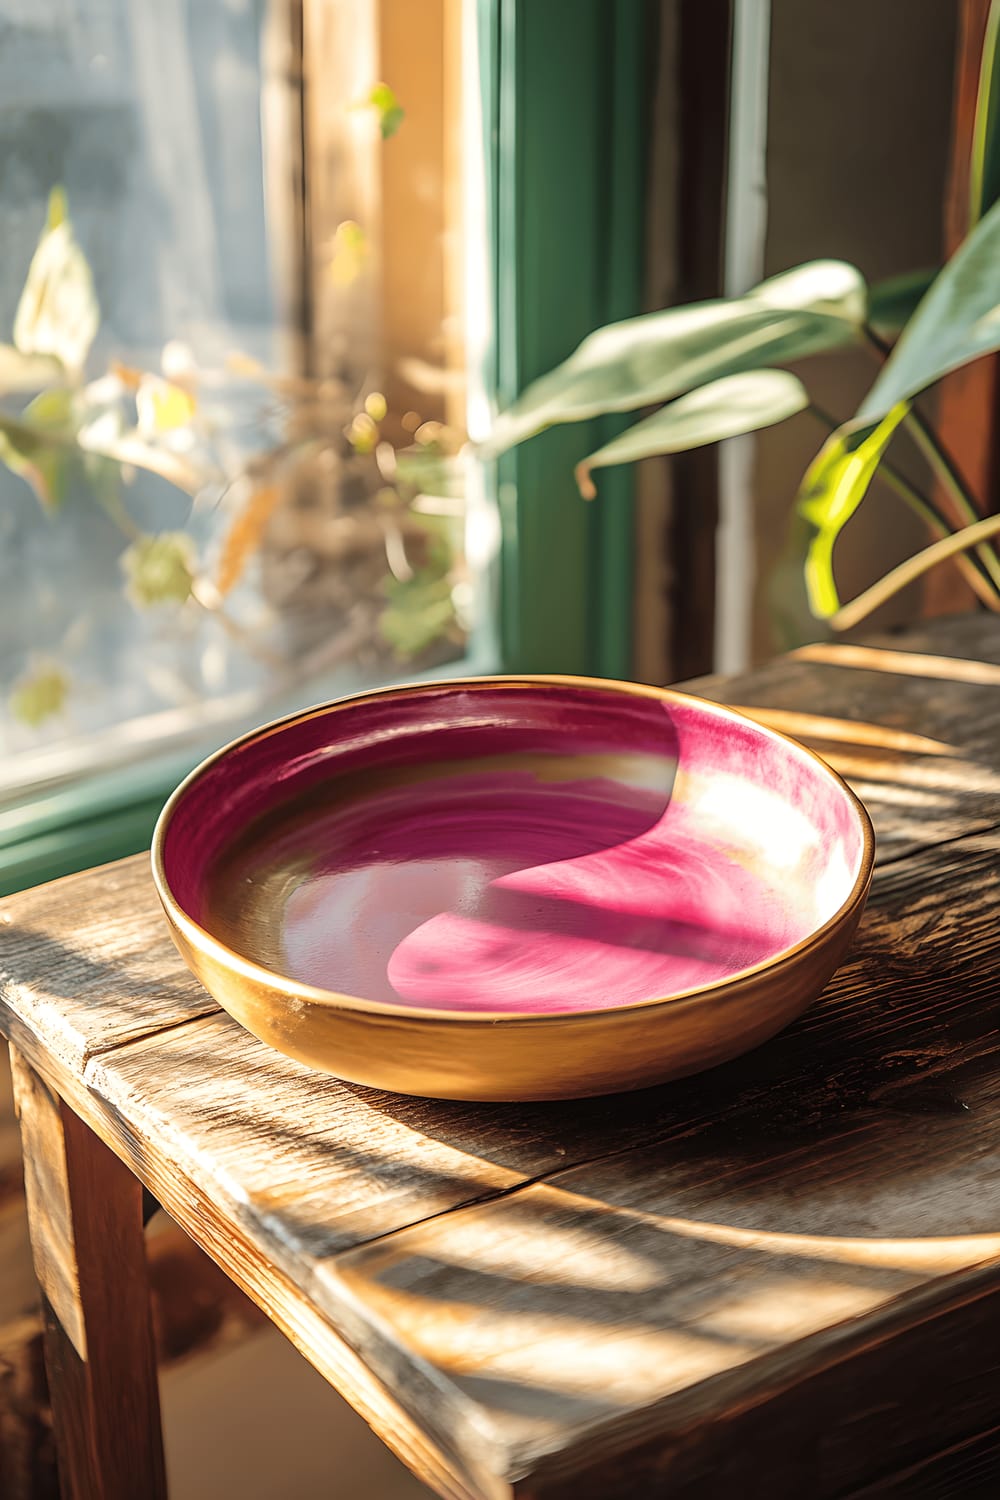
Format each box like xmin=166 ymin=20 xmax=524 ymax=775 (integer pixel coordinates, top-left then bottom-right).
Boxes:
xmin=4 ymin=614 xmax=1000 ymax=1500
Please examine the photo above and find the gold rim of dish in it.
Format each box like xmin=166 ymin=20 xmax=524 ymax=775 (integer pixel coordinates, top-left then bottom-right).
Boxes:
xmin=150 ymin=674 xmax=876 ymax=1026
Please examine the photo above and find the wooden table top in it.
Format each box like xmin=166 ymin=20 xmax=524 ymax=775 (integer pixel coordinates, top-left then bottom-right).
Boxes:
xmin=4 ymin=613 xmax=1000 ymax=1499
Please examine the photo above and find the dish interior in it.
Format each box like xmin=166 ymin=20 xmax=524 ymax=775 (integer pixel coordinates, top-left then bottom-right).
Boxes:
xmin=161 ymin=683 xmax=867 ymax=1015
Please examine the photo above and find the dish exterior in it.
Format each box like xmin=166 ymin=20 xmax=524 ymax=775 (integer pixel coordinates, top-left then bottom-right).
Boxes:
xmin=152 ymin=677 xmax=875 ymax=1101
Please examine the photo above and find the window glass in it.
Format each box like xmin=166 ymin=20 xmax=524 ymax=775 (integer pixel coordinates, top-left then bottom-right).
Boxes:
xmin=0 ymin=0 xmax=495 ymax=800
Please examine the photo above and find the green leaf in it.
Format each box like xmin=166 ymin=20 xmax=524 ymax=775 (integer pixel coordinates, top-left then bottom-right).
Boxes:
xmin=46 ymin=185 xmax=68 ymax=231
xmin=9 ymin=663 xmax=69 ymax=728
xmin=574 ymin=370 xmax=809 ymax=497
xmin=766 ymin=546 xmax=832 ymax=653
xmin=380 ymin=104 xmax=405 ymax=139
xmin=866 ymin=268 xmax=937 ymax=341
xmin=121 ymin=532 xmax=196 ymax=607
xmin=0 ymin=403 xmax=210 ymax=507
xmin=329 ymin=220 xmax=369 ymax=287
xmin=76 ymin=420 xmax=214 ymax=496
xmin=408 ymin=510 xmax=454 ymax=576
xmin=135 ymin=375 xmax=197 ymax=434
xmin=367 ymin=82 xmax=405 ymax=139
xmin=792 ymin=402 xmax=909 ymax=618
xmin=856 ymin=196 xmax=1000 ymax=426
xmin=971 ymin=0 xmax=1000 ymax=225
xmin=380 ymin=572 xmax=456 ymax=658
xmin=13 ymin=188 xmax=99 ymax=373
xmin=82 ymin=450 xmax=130 ymax=533
xmin=24 ymin=387 xmax=75 ymax=428
xmin=0 ymin=343 xmax=63 ymax=395
xmin=394 ymin=443 xmax=465 ymax=498
xmin=0 ymin=389 xmax=76 ymax=509
xmin=482 ymin=260 xmax=866 ymax=458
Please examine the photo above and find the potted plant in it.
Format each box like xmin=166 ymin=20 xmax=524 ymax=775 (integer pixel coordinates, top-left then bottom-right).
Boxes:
xmin=483 ymin=4 xmax=1000 ymax=647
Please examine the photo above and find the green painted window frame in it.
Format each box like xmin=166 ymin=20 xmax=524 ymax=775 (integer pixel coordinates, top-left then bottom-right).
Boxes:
xmin=480 ymin=0 xmax=651 ymax=677
xmin=0 ymin=752 xmax=192 ymax=898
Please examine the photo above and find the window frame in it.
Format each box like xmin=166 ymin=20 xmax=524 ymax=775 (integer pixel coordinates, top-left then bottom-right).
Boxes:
xmin=479 ymin=0 xmax=651 ymax=678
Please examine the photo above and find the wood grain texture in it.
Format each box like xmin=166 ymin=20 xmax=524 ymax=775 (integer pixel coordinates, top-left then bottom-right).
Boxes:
xmin=47 ymin=824 xmax=1000 ymax=1497
xmin=849 ymin=1420 xmax=1000 ymax=1498
xmin=10 ymin=1026 xmax=508 ymax=1500
xmin=324 ymin=830 xmax=1000 ymax=1492
xmin=10 ymin=1046 xmax=166 ymax=1500
xmin=0 ymin=858 xmax=216 ymax=1074
xmin=4 ymin=614 xmax=1000 ymax=1497
xmin=46 ymin=819 xmax=1000 ymax=1489
xmin=0 ymin=1040 xmax=267 ymax=1500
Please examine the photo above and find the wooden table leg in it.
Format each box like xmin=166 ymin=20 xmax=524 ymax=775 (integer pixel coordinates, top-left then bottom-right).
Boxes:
xmin=9 ymin=1044 xmax=167 ymax=1500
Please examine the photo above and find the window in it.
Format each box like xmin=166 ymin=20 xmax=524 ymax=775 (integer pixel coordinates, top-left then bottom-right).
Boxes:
xmin=0 ymin=1 xmax=655 ymax=895
xmin=0 ymin=0 xmax=498 ymax=820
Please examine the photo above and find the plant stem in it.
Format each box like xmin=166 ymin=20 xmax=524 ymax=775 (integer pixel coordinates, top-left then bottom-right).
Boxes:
xmin=875 ymin=465 xmax=946 ymax=533
xmin=807 ymin=403 xmax=1000 ymax=605
xmin=902 ymin=403 xmax=981 ymax=523
xmin=861 ymin=326 xmax=982 ymax=523
xmin=833 ymin=512 xmax=1000 ymax=630
xmin=877 ymin=466 xmax=1000 ymax=611
xmin=903 ymin=404 xmax=1000 ymax=593
xmin=862 ymin=325 xmax=893 ymax=361
xmin=860 ymin=325 xmax=1000 ymax=592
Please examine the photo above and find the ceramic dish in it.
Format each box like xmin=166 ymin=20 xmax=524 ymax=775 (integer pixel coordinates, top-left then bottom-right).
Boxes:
xmin=151 ymin=676 xmax=874 ymax=1101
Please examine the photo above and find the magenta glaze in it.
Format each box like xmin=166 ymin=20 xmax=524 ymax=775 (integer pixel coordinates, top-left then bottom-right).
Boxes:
xmin=160 ymin=682 xmax=868 ymax=1016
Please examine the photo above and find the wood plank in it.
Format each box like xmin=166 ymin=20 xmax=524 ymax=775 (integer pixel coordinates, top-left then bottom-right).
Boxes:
xmin=0 ymin=1041 xmax=267 ymax=1498
xmin=9 ymin=1028 xmax=510 ymax=1500
xmin=56 ymin=822 xmax=1000 ymax=1496
xmin=323 ymin=831 xmax=1000 ymax=1493
xmin=0 ymin=857 xmax=217 ymax=1074
xmin=85 ymin=1012 xmax=526 ymax=1253
xmin=848 ymin=1422 xmax=1000 ymax=1498
xmin=511 ymin=1273 xmax=1000 ymax=1498
xmin=10 ymin=1046 xmax=166 ymax=1500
